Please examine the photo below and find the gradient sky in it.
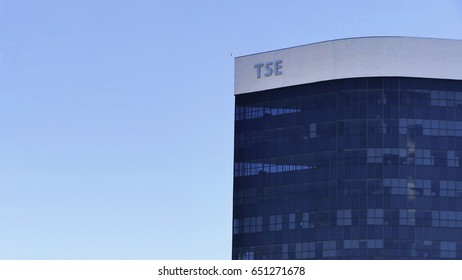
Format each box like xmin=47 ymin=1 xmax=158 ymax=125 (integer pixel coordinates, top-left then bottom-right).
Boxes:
xmin=1 ymin=0 xmax=462 ymax=259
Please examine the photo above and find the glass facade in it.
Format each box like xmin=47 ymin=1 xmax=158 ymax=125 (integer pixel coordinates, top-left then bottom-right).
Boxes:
xmin=232 ymin=77 xmax=462 ymax=259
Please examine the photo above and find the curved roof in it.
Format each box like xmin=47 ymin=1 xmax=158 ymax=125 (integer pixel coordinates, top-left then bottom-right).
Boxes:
xmin=235 ymin=37 xmax=462 ymax=95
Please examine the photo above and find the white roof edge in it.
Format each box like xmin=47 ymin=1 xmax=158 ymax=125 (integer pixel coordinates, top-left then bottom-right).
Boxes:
xmin=234 ymin=37 xmax=462 ymax=95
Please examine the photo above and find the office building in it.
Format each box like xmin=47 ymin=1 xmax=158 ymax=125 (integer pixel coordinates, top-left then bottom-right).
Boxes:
xmin=233 ymin=37 xmax=462 ymax=259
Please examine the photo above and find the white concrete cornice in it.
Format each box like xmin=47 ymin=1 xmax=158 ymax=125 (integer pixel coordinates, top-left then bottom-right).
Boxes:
xmin=235 ymin=37 xmax=462 ymax=95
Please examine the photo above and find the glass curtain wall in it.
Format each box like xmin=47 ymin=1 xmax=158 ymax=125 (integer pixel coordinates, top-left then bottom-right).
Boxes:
xmin=233 ymin=77 xmax=462 ymax=259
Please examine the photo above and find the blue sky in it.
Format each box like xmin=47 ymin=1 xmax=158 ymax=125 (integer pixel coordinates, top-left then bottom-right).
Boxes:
xmin=1 ymin=0 xmax=462 ymax=259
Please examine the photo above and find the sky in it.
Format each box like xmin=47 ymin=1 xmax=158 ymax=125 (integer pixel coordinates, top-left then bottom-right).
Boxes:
xmin=1 ymin=0 xmax=462 ymax=260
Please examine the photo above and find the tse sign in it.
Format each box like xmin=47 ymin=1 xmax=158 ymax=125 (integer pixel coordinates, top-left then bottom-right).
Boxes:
xmin=254 ymin=60 xmax=283 ymax=79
